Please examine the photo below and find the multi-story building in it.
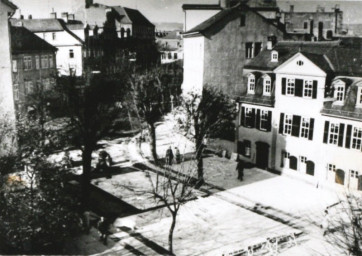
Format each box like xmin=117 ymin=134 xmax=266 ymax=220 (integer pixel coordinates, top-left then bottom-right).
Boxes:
xmin=182 ymin=3 xmax=290 ymax=96
xmin=10 ymin=25 xmax=57 ymax=114
xmin=156 ymin=30 xmax=183 ymax=64
xmin=238 ymin=40 xmax=362 ymax=191
xmin=282 ymin=4 xmax=344 ymax=40
xmin=11 ymin=14 xmax=84 ymax=76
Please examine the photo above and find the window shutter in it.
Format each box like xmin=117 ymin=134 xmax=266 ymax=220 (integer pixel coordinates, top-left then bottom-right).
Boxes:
xmin=240 ymin=107 xmax=245 ymax=126
xmin=281 ymin=78 xmax=286 ymax=95
xmin=250 ymin=108 xmax=256 ymax=128
xmin=308 ymin=118 xmax=314 ymax=141
xmin=291 ymin=115 xmax=301 ymax=137
xmin=266 ymin=111 xmax=272 ymax=132
xmin=345 ymin=124 xmax=352 ymax=148
xmin=295 ymin=79 xmax=303 ymax=97
xmin=323 ymin=121 xmax=329 ymax=144
xmin=237 ymin=141 xmax=245 ymax=155
xmin=338 ymin=123 xmax=345 ymax=147
xmin=255 ymin=109 xmax=261 ymax=130
xmin=312 ymin=80 xmax=318 ymax=99
xmin=279 ymin=113 xmax=284 ymax=134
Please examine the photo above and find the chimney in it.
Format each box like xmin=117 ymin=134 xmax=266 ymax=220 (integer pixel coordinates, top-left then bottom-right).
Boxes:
xmin=68 ymin=14 xmax=75 ymax=21
xmin=20 ymin=14 xmax=24 ymax=20
xmin=50 ymin=12 xmax=57 ymax=19
xmin=334 ymin=4 xmax=340 ymax=12
xmin=267 ymin=35 xmax=277 ymax=50
xmin=85 ymin=0 xmax=93 ymax=8
xmin=61 ymin=12 xmax=68 ymax=23
xmin=28 ymin=14 xmax=32 ymax=19
xmin=220 ymin=0 xmax=230 ymax=9
xmin=289 ymin=5 xmax=294 ymax=13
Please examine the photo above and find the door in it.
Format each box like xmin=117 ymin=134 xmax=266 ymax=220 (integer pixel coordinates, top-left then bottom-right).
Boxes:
xmin=335 ymin=169 xmax=345 ymax=185
xmin=255 ymin=142 xmax=269 ymax=169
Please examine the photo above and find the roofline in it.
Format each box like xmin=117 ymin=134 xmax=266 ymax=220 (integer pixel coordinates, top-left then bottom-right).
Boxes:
xmin=2 ymin=0 xmax=17 ymax=10
xmin=182 ymin=4 xmax=222 ymax=11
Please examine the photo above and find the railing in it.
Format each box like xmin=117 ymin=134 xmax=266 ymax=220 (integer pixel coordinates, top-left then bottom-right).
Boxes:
xmin=321 ymin=108 xmax=362 ymax=120
xmin=239 ymin=96 xmax=275 ymax=106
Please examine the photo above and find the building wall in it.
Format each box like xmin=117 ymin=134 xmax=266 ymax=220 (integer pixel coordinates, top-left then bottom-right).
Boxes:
xmin=161 ymin=50 xmax=183 ymax=64
xmin=182 ymin=36 xmax=204 ymax=94
xmin=184 ymin=9 xmax=220 ymax=32
xmin=0 ymin=3 xmax=16 ymax=153
xmin=203 ymin=10 xmax=285 ymax=97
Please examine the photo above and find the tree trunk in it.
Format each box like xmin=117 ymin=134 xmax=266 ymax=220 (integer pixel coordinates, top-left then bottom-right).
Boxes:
xmin=195 ymin=137 xmax=204 ymax=188
xmin=82 ymin=145 xmax=93 ymax=210
xmin=168 ymin=212 xmax=177 ymax=255
xmin=148 ymin=123 xmax=158 ymax=165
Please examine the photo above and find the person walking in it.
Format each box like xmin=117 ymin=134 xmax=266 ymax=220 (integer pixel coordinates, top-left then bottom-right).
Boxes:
xmin=97 ymin=217 xmax=111 ymax=245
xmin=236 ymin=159 xmax=245 ymax=181
xmin=165 ymin=146 xmax=174 ymax=165
xmin=175 ymin=147 xmax=181 ymax=164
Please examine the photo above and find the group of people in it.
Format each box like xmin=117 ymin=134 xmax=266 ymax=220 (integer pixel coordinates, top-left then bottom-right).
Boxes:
xmin=165 ymin=146 xmax=181 ymax=165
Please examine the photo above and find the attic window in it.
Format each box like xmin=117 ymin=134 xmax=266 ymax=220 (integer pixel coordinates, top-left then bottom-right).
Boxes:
xmin=271 ymin=50 xmax=278 ymax=62
xmin=297 ymin=60 xmax=304 ymax=66
xmin=334 ymin=82 xmax=345 ymax=102
xmin=264 ymin=77 xmax=271 ymax=96
xmin=240 ymin=14 xmax=246 ymax=27
xmin=248 ymin=75 xmax=255 ymax=94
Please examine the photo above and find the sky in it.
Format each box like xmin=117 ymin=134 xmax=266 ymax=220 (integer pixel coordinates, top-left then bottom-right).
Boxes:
xmin=10 ymin=0 xmax=362 ymax=24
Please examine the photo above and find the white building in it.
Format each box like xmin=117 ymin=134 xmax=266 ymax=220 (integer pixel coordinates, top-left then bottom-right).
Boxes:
xmin=11 ymin=14 xmax=84 ymax=76
xmin=156 ymin=31 xmax=183 ymax=64
xmin=238 ymin=40 xmax=362 ymax=191
xmin=182 ymin=3 xmax=222 ymax=32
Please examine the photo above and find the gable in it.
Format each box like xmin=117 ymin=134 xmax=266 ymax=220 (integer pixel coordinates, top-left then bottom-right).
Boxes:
xmin=275 ymin=53 xmax=326 ymax=77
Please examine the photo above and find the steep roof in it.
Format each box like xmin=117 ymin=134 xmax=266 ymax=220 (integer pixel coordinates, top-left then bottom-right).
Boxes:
xmin=182 ymin=4 xmax=222 ymax=10
xmin=1 ymin=0 xmax=17 ymax=10
xmin=11 ymin=18 xmax=64 ymax=32
xmin=123 ymin=7 xmax=154 ymax=27
xmin=10 ymin=25 xmax=57 ymax=53
xmin=244 ymin=41 xmax=362 ymax=77
xmin=66 ymin=20 xmax=84 ymax=30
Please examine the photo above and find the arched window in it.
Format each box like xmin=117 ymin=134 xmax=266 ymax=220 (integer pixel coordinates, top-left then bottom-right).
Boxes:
xmin=248 ymin=74 xmax=255 ymax=94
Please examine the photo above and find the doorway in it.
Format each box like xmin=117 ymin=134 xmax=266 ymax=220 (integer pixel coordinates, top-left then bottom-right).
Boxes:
xmin=255 ymin=142 xmax=269 ymax=170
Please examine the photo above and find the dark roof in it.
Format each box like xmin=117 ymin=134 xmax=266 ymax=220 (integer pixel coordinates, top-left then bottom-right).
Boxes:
xmin=10 ymin=25 xmax=57 ymax=53
xmin=10 ymin=18 xmax=64 ymax=32
xmin=244 ymin=41 xmax=362 ymax=77
xmin=123 ymin=7 xmax=154 ymax=27
xmin=182 ymin=4 xmax=222 ymax=11
xmin=157 ymin=31 xmax=182 ymax=40
xmin=1 ymin=0 xmax=17 ymax=9
xmin=66 ymin=20 xmax=84 ymax=30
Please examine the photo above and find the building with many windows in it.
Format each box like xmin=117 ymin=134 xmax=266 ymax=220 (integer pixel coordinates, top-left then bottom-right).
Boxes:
xmin=237 ymin=39 xmax=362 ymax=191
xmin=156 ymin=30 xmax=183 ymax=64
xmin=10 ymin=25 xmax=57 ymax=114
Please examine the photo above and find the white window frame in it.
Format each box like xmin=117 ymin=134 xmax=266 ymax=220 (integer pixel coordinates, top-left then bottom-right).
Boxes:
xmin=334 ymin=81 xmax=345 ymax=102
xmin=69 ymin=49 xmax=74 ymax=59
xmin=41 ymin=55 xmax=49 ymax=69
xmin=260 ymin=110 xmax=269 ymax=131
xmin=300 ymin=117 xmax=310 ymax=139
xmin=24 ymin=56 xmax=32 ymax=71
xmin=303 ymin=80 xmax=313 ymax=98
xmin=35 ymin=56 xmax=40 ymax=70
xmin=352 ymin=126 xmax=362 ymax=151
xmin=245 ymin=107 xmax=253 ymax=127
xmin=284 ymin=114 xmax=293 ymax=135
xmin=271 ymin=50 xmax=278 ymax=62
xmin=49 ymin=55 xmax=54 ymax=68
xmin=12 ymin=60 xmax=17 ymax=72
xmin=264 ymin=78 xmax=271 ymax=96
xmin=286 ymin=78 xmax=295 ymax=96
xmin=248 ymin=75 xmax=255 ymax=94
xmin=328 ymin=164 xmax=336 ymax=172
xmin=350 ymin=170 xmax=359 ymax=178
xmin=328 ymin=123 xmax=339 ymax=145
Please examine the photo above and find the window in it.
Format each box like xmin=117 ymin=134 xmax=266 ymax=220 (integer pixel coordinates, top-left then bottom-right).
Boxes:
xmin=69 ymin=49 xmax=74 ymax=58
xmin=248 ymin=75 xmax=255 ymax=94
xmin=12 ymin=60 xmax=17 ymax=72
xmin=245 ymin=42 xmax=253 ymax=59
xmin=254 ymin=42 xmax=262 ymax=57
xmin=328 ymin=164 xmax=336 ymax=172
xmin=300 ymin=156 xmax=307 ymax=163
xmin=329 ymin=123 xmax=339 ymax=145
xmin=52 ymin=32 xmax=56 ymax=40
xmin=352 ymin=127 xmax=362 ymax=150
xmin=41 ymin=55 xmax=48 ymax=69
xmin=304 ymin=80 xmax=313 ymax=98
xmin=358 ymin=87 xmax=362 ymax=105
xmin=300 ymin=118 xmax=310 ymax=138
xmin=43 ymin=78 xmax=51 ymax=90
xmin=240 ymin=14 xmax=245 ymax=27
xmin=264 ymin=78 xmax=271 ymax=95
xmin=174 ymin=53 xmax=178 ymax=59
xmin=296 ymin=60 xmax=304 ymax=66
xmin=24 ymin=81 xmax=34 ymax=95
xmin=350 ymin=170 xmax=359 ymax=178
xmin=35 ymin=56 xmax=40 ymax=69
xmin=24 ymin=56 xmax=32 ymax=70
xmin=286 ymin=78 xmax=295 ymax=95
xmin=271 ymin=50 xmax=278 ymax=62
xmin=245 ymin=108 xmax=253 ymax=127
xmin=260 ymin=110 xmax=269 ymax=131
xmin=244 ymin=140 xmax=251 ymax=157
xmin=304 ymin=21 xmax=308 ymax=29
xmin=335 ymin=84 xmax=345 ymax=102
xmin=168 ymin=52 xmax=172 ymax=59
xmin=49 ymin=55 xmax=54 ymax=68
xmin=284 ymin=114 xmax=293 ymax=135
xmin=13 ymin=84 xmax=19 ymax=101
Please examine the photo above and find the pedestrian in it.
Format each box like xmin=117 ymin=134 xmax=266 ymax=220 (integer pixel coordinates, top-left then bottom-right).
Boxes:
xmin=175 ymin=147 xmax=181 ymax=164
xmin=236 ymin=158 xmax=245 ymax=181
xmin=321 ymin=209 xmax=330 ymax=236
xmin=97 ymin=217 xmax=111 ymax=245
xmin=165 ymin=146 xmax=174 ymax=165
xmin=97 ymin=150 xmax=112 ymax=172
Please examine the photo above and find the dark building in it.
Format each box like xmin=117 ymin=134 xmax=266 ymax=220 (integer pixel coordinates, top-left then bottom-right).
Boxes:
xmin=10 ymin=25 xmax=57 ymax=114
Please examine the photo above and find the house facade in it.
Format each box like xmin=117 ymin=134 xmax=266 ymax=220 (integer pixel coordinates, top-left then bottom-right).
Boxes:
xmin=238 ymin=40 xmax=362 ymax=191
xmin=10 ymin=25 xmax=57 ymax=114
xmin=11 ymin=16 xmax=84 ymax=77
xmin=156 ymin=31 xmax=183 ymax=64
xmin=182 ymin=3 xmax=288 ymax=96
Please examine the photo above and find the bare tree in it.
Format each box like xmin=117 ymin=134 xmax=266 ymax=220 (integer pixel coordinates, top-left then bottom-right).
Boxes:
xmin=146 ymin=164 xmax=199 ymax=254
xmin=182 ymin=86 xmax=235 ymax=186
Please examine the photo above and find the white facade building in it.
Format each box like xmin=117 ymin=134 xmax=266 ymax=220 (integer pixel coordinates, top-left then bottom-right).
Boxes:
xmin=238 ymin=40 xmax=362 ymax=191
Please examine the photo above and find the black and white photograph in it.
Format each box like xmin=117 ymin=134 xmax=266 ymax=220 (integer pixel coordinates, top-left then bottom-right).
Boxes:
xmin=0 ymin=0 xmax=361 ymax=255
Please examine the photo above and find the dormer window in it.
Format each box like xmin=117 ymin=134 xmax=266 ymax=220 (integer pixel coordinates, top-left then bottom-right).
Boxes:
xmin=357 ymin=86 xmax=362 ymax=108
xmin=333 ymin=81 xmax=345 ymax=103
xmin=263 ymin=77 xmax=271 ymax=96
xmin=271 ymin=50 xmax=278 ymax=62
xmin=248 ymin=75 xmax=255 ymax=94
